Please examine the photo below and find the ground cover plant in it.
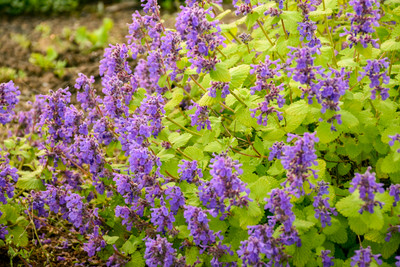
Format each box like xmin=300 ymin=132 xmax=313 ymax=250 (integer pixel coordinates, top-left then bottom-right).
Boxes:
xmin=1 ymin=0 xmax=400 ymax=265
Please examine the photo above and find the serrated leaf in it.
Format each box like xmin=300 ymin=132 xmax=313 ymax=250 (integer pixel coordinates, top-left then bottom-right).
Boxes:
xmin=183 ymin=146 xmax=204 ymax=161
xmin=233 ymin=201 xmax=263 ymax=229
xmin=169 ymin=133 xmax=193 ymax=149
xmin=210 ymin=62 xmax=231 ymax=82
xmin=336 ymin=193 xmax=363 ymax=218
xmin=284 ymin=100 xmax=309 ymax=132
xmin=127 ymin=251 xmax=145 ymax=267
xmin=360 ymin=209 xmax=384 ymax=230
xmin=364 ymin=230 xmax=386 ymax=243
xmin=348 ymin=216 xmax=368 ymax=235
xmin=316 ymin=122 xmax=342 ymax=144
xmin=249 ymin=176 xmax=278 ymax=202
xmin=103 ymin=235 xmax=119 ymax=245
xmin=164 ymin=89 xmax=183 ymax=111
xmin=229 ymin=65 xmax=250 ymax=90
xmin=293 ymin=219 xmax=316 ymax=232
xmin=16 ymin=169 xmax=45 ymax=190
xmin=198 ymin=93 xmax=220 ymax=106
xmin=185 ymin=247 xmax=200 ymax=265
xmin=8 ymin=225 xmax=28 ymax=247
xmin=204 ymin=141 xmax=223 ymax=153
xmin=381 ymin=39 xmax=400 ymax=51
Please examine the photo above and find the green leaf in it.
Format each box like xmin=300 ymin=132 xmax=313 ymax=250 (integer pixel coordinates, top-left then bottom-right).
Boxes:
xmin=127 ymin=251 xmax=145 ymax=267
xmin=336 ymin=193 xmax=363 ymax=218
xmin=4 ymin=139 xmax=15 ymax=149
xmin=339 ymin=110 xmax=359 ymax=130
xmin=0 ymin=205 xmax=18 ymax=224
xmin=103 ymin=235 xmax=119 ymax=245
xmin=293 ymin=219 xmax=316 ymax=232
xmin=360 ymin=209 xmax=384 ymax=230
xmin=229 ymin=65 xmax=250 ymax=90
xmin=210 ymin=62 xmax=231 ymax=82
xmin=233 ymin=201 xmax=263 ymax=229
xmin=364 ymin=230 xmax=386 ymax=243
xmin=198 ymin=93 xmax=220 ymax=106
xmin=348 ymin=216 xmax=368 ymax=235
xmin=204 ymin=141 xmax=223 ymax=153
xmin=381 ymin=39 xmax=400 ymax=51
xmin=381 ymin=234 xmax=400 ymax=259
xmin=245 ymin=12 xmax=260 ymax=31
xmin=284 ymin=100 xmax=309 ymax=132
xmin=183 ymin=146 xmax=205 ymax=161
xmin=16 ymin=169 xmax=45 ymax=190
xmin=169 ymin=133 xmax=193 ymax=149
xmin=249 ymin=176 xmax=279 ymax=202
xmin=165 ymin=89 xmax=183 ymax=111
xmin=185 ymin=247 xmax=200 ymax=265
xmin=8 ymin=225 xmax=28 ymax=247
xmin=316 ymin=122 xmax=342 ymax=144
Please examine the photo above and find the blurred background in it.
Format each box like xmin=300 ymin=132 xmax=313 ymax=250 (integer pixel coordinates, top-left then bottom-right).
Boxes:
xmin=0 ymin=0 xmax=180 ymax=108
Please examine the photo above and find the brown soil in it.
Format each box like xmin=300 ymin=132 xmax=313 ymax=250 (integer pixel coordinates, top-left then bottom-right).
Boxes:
xmin=0 ymin=2 xmax=177 ymax=111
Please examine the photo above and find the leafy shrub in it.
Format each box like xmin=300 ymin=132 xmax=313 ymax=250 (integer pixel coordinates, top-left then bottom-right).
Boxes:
xmin=0 ymin=0 xmax=80 ymax=15
xmin=1 ymin=0 xmax=400 ymax=266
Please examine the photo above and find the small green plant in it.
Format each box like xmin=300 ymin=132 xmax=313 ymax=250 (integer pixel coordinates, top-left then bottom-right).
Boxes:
xmin=74 ymin=18 xmax=114 ymax=51
xmin=0 ymin=67 xmax=26 ymax=83
xmin=29 ymin=47 xmax=66 ymax=78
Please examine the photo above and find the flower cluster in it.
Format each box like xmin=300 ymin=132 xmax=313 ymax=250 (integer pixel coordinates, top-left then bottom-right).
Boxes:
xmin=184 ymin=206 xmax=218 ymax=249
xmin=359 ymin=59 xmax=390 ymax=100
xmin=313 ymin=181 xmax=337 ymax=227
xmin=83 ymin=226 xmax=106 ymax=257
xmin=238 ymin=224 xmax=291 ymax=266
xmin=144 ymin=235 xmax=183 ymax=267
xmin=270 ymin=133 xmax=319 ymax=196
xmin=198 ymin=152 xmax=251 ymax=218
xmin=389 ymin=134 xmax=400 ymax=153
xmin=321 ymin=250 xmax=335 ymax=267
xmin=0 ymin=80 xmax=20 ymax=125
xmin=265 ymin=189 xmax=301 ymax=246
xmin=0 ymin=155 xmax=18 ymax=204
xmin=343 ymin=0 xmax=381 ymax=48
xmin=176 ymin=3 xmax=225 ymax=73
xmin=351 ymin=246 xmax=382 ymax=266
xmin=178 ymin=160 xmax=203 ymax=183
xmin=349 ymin=167 xmax=385 ymax=214
xmin=189 ymin=101 xmax=211 ymax=131
xmin=208 ymin=81 xmax=230 ymax=98
xmin=389 ymin=184 xmax=400 ymax=206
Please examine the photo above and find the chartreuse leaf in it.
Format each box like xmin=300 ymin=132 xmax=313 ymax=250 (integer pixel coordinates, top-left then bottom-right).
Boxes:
xmin=348 ymin=216 xmax=368 ymax=235
xmin=325 ymin=217 xmax=348 ymax=244
xmin=360 ymin=209 xmax=384 ymax=230
xmin=164 ymin=88 xmax=183 ymax=111
xmin=381 ymin=39 xmax=400 ymax=51
xmin=316 ymin=122 xmax=342 ymax=144
xmin=336 ymin=191 xmax=363 ymax=217
xmin=169 ymin=132 xmax=193 ymax=148
xmin=204 ymin=141 xmax=224 ymax=153
xmin=185 ymin=247 xmax=200 ymax=265
xmin=16 ymin=168 xmax=45 ymax=190
xmin=249 ymin=176 xmax=279 ymax=202
xmin=292 ymin=228 xmax=324 ymax=267
xmin=198 ymin=92 xmax=220 ymax=106
xmin=126 ymin=251 xmax=145 ymax=267
xmin=284 ymin=100 xmax=309 ymax=132
xmin=229 ymin=65 xmax=250 ymax=89
xmin=210 ymin=62 xmax=231 ymax=82
xmin=8 ymin=225 xmax=28 ymax=247
xmin=381 ymin=234 xmax=400 ymax=259
xmin=103 ymin=235 xmax=119 ymax=245
xmin=232 ymin=201 xmax=263 ymax=229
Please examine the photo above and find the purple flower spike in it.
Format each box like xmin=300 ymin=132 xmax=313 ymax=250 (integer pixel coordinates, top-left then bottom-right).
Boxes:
xmin=313 ymin=181 xmax=338 ymax=227
xmin=144 ymin=235 xmax=183 ymax=267
xmin=321 ymin=250 xmax=334 ymax=267
xmin=389 ymin=134 xmax=400 ymax=153
xmin=0 ymin=80 xmax=20 ymax=125
xmin=349 ymin=167 xmax=385 ymax=214
xmin=189 ymin=101 xmax=212 ymax=131
xmin=389 ymin=184 xmax=400 ymax=206
xmin=351 ymin=246 xmax=382 ymax=267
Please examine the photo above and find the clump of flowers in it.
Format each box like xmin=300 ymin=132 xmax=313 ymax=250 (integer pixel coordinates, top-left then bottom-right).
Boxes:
xmin=350 ymin=246 xmax=382 ymax=266
xmin=349 ymin=167 xmax=385 ymax=214
xmin=0 ymin=81 xmax=20 ymax=125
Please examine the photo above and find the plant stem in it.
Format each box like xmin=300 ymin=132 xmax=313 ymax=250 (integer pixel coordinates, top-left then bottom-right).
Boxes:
xmin=230 ymin=90 xmax=248 ymax=107
xmin=256 ymin=20 xmax=284 ymax=61
xmin=165 ymin=117 xmax=202 ymax=137
xmin=281 ymin=19 xmax=288 ymax=39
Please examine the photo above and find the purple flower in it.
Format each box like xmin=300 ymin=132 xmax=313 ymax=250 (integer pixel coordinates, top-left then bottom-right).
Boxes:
xmin=0 ymin=80 xmax=20 ymax=125
xmin=250 ymin=56 xmax=282 ymax=94
xmin=150 ymin=201 xmax=175 ymax=233
xmin=321 ymin=250 xmax=334 ymax=267
xmin=349 ymin=167 xmax=385 ymax=214
xmin=313 ymin=181 xmax=337 ymax=227
xmin=83 ymin=226 xmax=106 ymax=257
xmin=208 ymin=82 xmax=230 ymax=98
xmin=350 ymin=246 xmax=382 ymax=267
xmin=176 ymin=3 xmax=225 ymax=73
xmin=113 ymin=173 xmax=141 ymax=204
xmin=359 ymin=59 xmax=390 ymax=100
xmin=177 ymin=160 xmax=203 ymax=183
xmin=75 ymin=73 xmax=97 ymax=112
xmin=396 ymin=256 xmax=400 ymax=267
xmin=184 ymin=206 xmax=218 ymax=249
xmin=250 ymin=84 xmax=285 ymax=126
xmin=343 ymin=0 xmax=381 ymax=48
xmin=287 ymin=46 xmax=322 ymax=87
xmin=165 ymin=186 xmax=185 ymax=214
xmin=0 ymin=155 xmax=18 ymax=204
xmin=389 ymin=184 xmax=400 ymax=206
xmin=189 ymin=101 xmax=212 ymax=131
xmin=271 ymin=133 xmax=319 ymax=197
xmin=385 ymin=215 xmax=400 ymax=242
xmin=0 ymin=224 xmax=8 ymax=240
xmin=389 ymin=134 xmax=400 ymax=153
xmin=233 ymin=0 xmax=252 ymax=15
xmin=144 ymin=235 xmax=182 ymax=267
xmin=238 ymin=224 xmax=291 ymax=266
xmin=298 ymin=20 xmax=320 ymax=48
xmin=198 ymin=152 xmax=251 ymax=218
